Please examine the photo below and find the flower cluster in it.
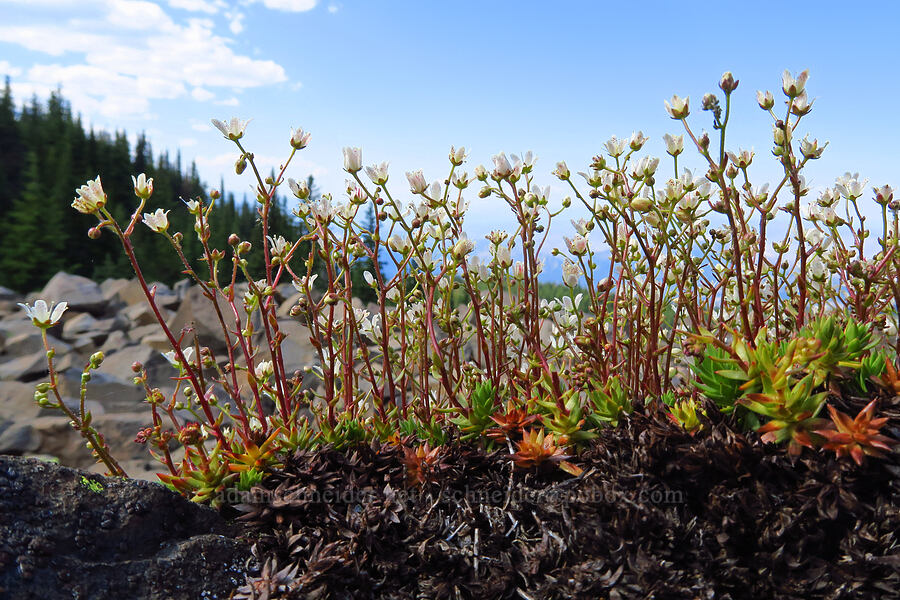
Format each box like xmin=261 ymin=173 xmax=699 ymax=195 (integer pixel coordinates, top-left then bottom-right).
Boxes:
xmin=25 ymin=69 xmax=897 ymax=502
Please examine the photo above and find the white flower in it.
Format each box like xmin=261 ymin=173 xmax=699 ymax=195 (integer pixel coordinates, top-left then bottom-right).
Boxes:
xmin=452 ymin=235 xmax=475 ymax=260
xmin=564 ymin=235 xmax=589 ymax=256
xmin=562 ymin=260 xmax=581 ymax=288
xmin=427 ymin=181 xmax=443 ymax=202
xmin=791 ymin=90 xmax=814 ymax=115
xmin=132 ymin=173 xmax=153 ymax=199
xmin=142 ymin=208 xmax=170 ymax=233
xmin=664 ymin=94 xmax=689 ymax=119
xmin=254 ymin=360 xmax=274 ymax=381
xmin=571 ymin=218 xmax=591 ymax=236
xmin=817 ymin=188 xmax=839 ymax=208
xmin=629 ymin=130 xmax=648 ymax=151
xmin=663 ymin=133 xmax=684 ymax=156
xmin=342 ymin=147 xmax=363 ymax=173
xmin=835 ymin=172 xmax=867 ymax=200
xmin=288 ymin=177 xmax=310 ymax=200
xmin=268 ymin=235 xmax=291 ymax=257
xmin=451 ymin=171 xmax=472 ymax=190
xmin=347 ymin=181 xmax=367 ymax=205
xmin=363 ymin=271 xmax=376 ymax=287
xmin=388 ymin=234 xmax=410 ymax=253
xmin=406 ymin=170 xmax=428 ymax=194
xmin=512 ymin=261 xmax=526 ymax=279
xmin=309 ymin=194 xmax=338 ymax=221
xmin=604 ymin=135 xmax=628 ymax=158
xmin=491 ymin=153 xmax=512 ymax=179
xmin=807 ymin=256 xmax=826 ymax=279
xmin=290 ymin=127 xmax=311 ymax=149
xmin=72 ymin=176 xmax=106 ymax=214
xmin=163 ymin=346 xmax=195 ymax=368
xmin=781 ymin=69 xmax=809 ymax=97
xmin=756 ymin=90 xmax=775 ymax=110
xmin=727 ymin=148 xmax=754 ymax=169
xmin=19 ymin=300 xmax=67 ymax=328
xmin=184 ymin=199 xmax=201 ymax=214
xmin=553 ymin=161 xmax=570 ymax=180
xmin=211 ymin=117 xmax=250 ymax=141
xmin=804 ymin=228 xmax=824 ymax=246
xmin=874 ymin=185 xmax=894 ymax=205
xmin=292 ymin=274 xmax=318 ymax=293
xmin=449 ymin=146 xmax=466 ymax=166
xmin=365 ymin=161 xmax=390 ymax=185
xmin=493 ymin=245 xmax=512 ymax=268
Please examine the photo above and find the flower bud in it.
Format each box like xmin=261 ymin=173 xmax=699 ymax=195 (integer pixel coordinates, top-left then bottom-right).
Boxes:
xmin=132 ymin=173 xmax=154 ymax=200
xmin=630 ymin=196 xmax=652 ymax=212
xmin=235 ymin=155 xmax=247 ymax=175
xmin=757 ymin=90 xmax=775 ymax=110
xmin=718 ymin=71 xmax=738 ymax=94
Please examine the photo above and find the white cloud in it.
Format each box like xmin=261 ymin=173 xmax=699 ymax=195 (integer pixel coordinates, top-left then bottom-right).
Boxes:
xmin=290 ymin=81 xmax=303 ymax=91
xmin=167 ymin=0 xmax=224 ymax=13
xmin=191 ymin=87 xmax=215 ymax=101
xmin=178 ymin=137 xmax=198 ymax=147
xmin=254 ymin=0 xmax=317 ymax=12
xmin=327 ymin=3 xmax=338 ymax=13
xmin=215 ymin=97 xmax=240 ymax=106
xmin=228 ymin=11 xmax=245 ymax=34
xmin=0 ymin=0 xmax=287 ymax=119
xmin=0 ymin=61 xmax=23 ymax=77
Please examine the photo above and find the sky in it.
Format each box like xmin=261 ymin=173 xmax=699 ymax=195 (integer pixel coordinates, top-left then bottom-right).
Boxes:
xmin=1 ymin=0 xmax=899 ymax=281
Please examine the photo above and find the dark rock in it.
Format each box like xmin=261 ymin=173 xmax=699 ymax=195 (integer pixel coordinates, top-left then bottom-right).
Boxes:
xmin=2 ymin=331 xmax=71 ymax=358
xmin=0 ymin=456 xmax=248 ymax=599
xmin=61 ymin=312 xmax=126 ymax=342
xmin=0 ymin=352 xmax=48 ymax=382
xmin=0 ymin=423 xmax=41 ymax=454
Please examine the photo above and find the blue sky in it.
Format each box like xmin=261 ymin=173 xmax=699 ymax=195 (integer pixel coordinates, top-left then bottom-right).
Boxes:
xmin=1 ymin=0 xmax=898 ymax=280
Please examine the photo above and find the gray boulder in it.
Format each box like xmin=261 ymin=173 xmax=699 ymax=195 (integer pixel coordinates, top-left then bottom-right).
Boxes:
xmin=39 ymin=272 xmax=106 ymax=315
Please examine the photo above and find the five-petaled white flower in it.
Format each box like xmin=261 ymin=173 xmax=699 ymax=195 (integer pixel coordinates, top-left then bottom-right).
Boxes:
xmin=267 ymin=235 xmax=291 ymax=257
xmin=142 ymin=208 xmax=170 ymax=233
xmin=406 ymin=170 xmax=428 ymax=194
xmin=663 ymin=133 xmax=684 ymax=156
xmin=72 ymin=176 xmax=106 ymax=214
xmin=756 ymin=90 xmax=775 ymax=110
xmin=365 ymin=161 xmax=390 ymax=185
xmin=491 ymin=153 xmax=513 ymax=179
xmin=800 ymin=136 xmax=827 ymax=160
xmin=290 ymin=127 xmax=311 ymax=150
xmin=562 ymin=260 xmax=582 ymax=288
xmin=132 ymin=173 xmax=153 ymax=199
xmin=163 ymin=346 xmax=195 ymax=368
xmin=452 ymin=235 xmax=475 ymax=260
xmin=564 ymin=235 xmax=589 ymax=256
xmin=254 ymin=360 xmax=274 ymax=381
xmin=604 ymin=135 xmax=628 ymax=158
xmin=211 ymin=117 xmax=250 ymax=141
xmin=781 ymin=69 xmax=809 ymax=98
xmin=288 ymin=177 xmax=310 ymax=200
xmin=553 ymin=161 xmax=570 ymax=180
xmin=629 ymin=131 xmax=648 ymax=151
xmin=19 ymin=300 xmax=67 ymax=328
xmin=343 ymin=147 xmax=363 ymax=173
xmin=835 ymin=172 xmax=867 ymax=200
xmin=449 ymin=146 xmax=466 ymax=166
xmin=664 ymin=95 xmax=690 ymax=119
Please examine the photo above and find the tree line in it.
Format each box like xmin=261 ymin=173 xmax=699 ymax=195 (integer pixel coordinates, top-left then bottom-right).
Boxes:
xmin=0 ymin=78 xmax=380 ymax=301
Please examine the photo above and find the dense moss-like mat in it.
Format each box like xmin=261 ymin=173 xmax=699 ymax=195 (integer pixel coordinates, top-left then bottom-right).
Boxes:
xmin=233 ymin=410 xmax=900 ymax=599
